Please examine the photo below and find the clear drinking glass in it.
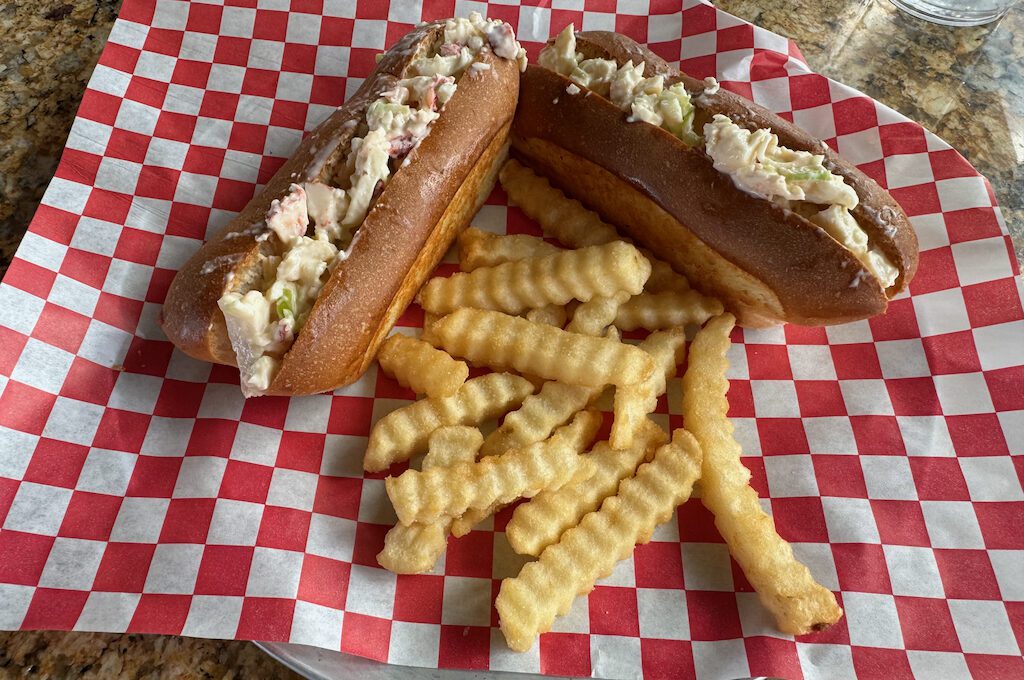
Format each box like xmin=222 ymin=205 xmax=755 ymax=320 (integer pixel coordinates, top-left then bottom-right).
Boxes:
xmin=889 ymin=0 xmax=1019 ymax=25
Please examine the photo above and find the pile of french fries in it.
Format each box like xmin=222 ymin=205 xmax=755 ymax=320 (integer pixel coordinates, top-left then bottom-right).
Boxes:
xmin=365 ymin=159 xmax=843 ymax=652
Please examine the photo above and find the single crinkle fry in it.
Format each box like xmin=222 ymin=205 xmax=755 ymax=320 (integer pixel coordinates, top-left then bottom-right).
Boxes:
xmin=451 ymin=409 xmax=602 ymax=537
xmin=496 ymin=428 xmax=703 ymax=652
xmin=418 ymin=241 xmax=651 ymax=315
xmin=363 ymin=373 xmax=535 ymax=472
xmin=498 ymin=160 xmax=689 ymax=293
xmin=481 ymin=381 xmax=602 ymax=458
xmin=377 ymin=426 xmax=482 ymax=574
xmin=683 ymin=313 xmax=843 ymax=635
xmin=377 ymin=333 xmax=469 ymax=399
xmin=566 ymin=291 xmax=631 ymax=336
xmin=458 ymin=227 xmax=562 ymax=270
xmin=506 ymin=419 xmax=668 ymax=556
xmin=614 ymin=290 xmax=725 ymax=332
xmin=427 ymin=309 xmax=655 ymax=387
xmin=386 ymin=411 xmax=600 ymax=526
xmin=525 ymin=305 xmax=568 ymax=328
xmin=610 ymin=328 xmax=687 ymax=450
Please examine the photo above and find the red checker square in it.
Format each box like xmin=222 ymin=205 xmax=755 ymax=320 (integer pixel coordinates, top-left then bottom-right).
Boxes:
xmin=24 ymin=439 xmax=89 ymax=489
xmin=724 ymin=380 xmax=754 ymax=418
xmin=964 ymin=278 xmax=1024 ymax=328
xmin=185 ymin=2 xmax=223 ymax=33
xmin=4 ymin=258 xmax=56 ymax=298
xmin=680 ymin=55 xmax=719 ymax=82
xmin=113 ymin=227 xmax=163 ymax=266
xmin=199 ymin=91 xmax=237 ymax=120
xmin=0 ymin=327 xmax=27 ymax=376
xmin=121 ymin=337 xmax=175 ymax=376
xmin=26 ymin=204 xmax=78 ymax=246
xmin=889 ymin=182 xmax=943 ymax=217
xmin=291 ymin=0 xmax=323 ymax=14
xmin=716 ymin=24 xmax=754 ymax=53
xmin=945 ymin=207 xmax=1004 ymax=244
xmin=505 ymin=206 xmax=544 ymax=237
xmin=257 ymin=156 xmax=286 ymax=185
xmin=297 ymin=554 xmax=350 ymax=609
xmin=166 ymin=201 xmax=216 ymax=240
xmin=93 ymin=543 xmax=156 ymax=592
xmin=831 ymin=344 xmax=882 ymax=379
xmin=813 ymin=455 xmax=868 ymax=498
xmin=146 ymin=267 xmax=175 ymax=305
xmin=743 ymin=456 xmax=768 ymax=496
xmin=236 ymin=598 xmax=295 ymax=642
xmin=194 ymin=545 xmax=254 ymax=596
xmin=539 ymin=632 xmax=591 ymax=677
xmin=153 ymin=379 xmax=206 ymax=419
xmin=309 ymin=76 xmax=347 ymax=109
xmin=0 ymin=381 xmax=57 ymax=435
xmin=987 ymin=366 xmax=1024 ymax=411
xmin=895 ymin=597 xmax=961 ymax=651
xmin=214 ymin=35 xmax=250 ymax=66
xmin=757 ymin=419 xmax=809 ymax=456
xmin=127 ymin=456 xmax=182 ymax=498
xmin=744 ymin=637 xmax=802 ymax=680
xmin=92 ymin=409 xmax=150 ymax=453
xmin=746 ymin=345 xmax=792 ymax=379
xmin=1009 ymin=602 xmax=1024 ymax=657
xmin=851 ymin=646 xmax=915 ymax=680
xmin=770 ymin=497 xmax=828 ymax=542
xmin=928 ymin=148 xmax=977 ymax=181
xmin=948 ymin=414 xmax=1010 ymax=457
xmin=0 ymin=478 xmax=17 ymax=526
xmin=184 ymin=420 xmax=237 ymax=459
xmin=910 ymin=248 xmax=961 ymax=296
xmin=79 ymin=89 xmax=122 ymax=126
xmin=171 ymin=59 xmax=212 ymax=89
xmin=135 ymin=165 xmax=180 ymax=201
xmin=966 ymin=655 xmax=1024 ymax=680
xmin=444 ymin=529 xmax=493 ymax=579
xmin=82 ymin=188 xmax=131 ymax=224
xmin=975 ymin=502 xmax=1024 ymax=549
xmin=614 ymin=14 xmax=647 ymax=42
xmin=438 ymin=625 xmax=491 ymax=671
xmin=159 ymin=498 xmax=216 ymax=543
xmin=106 ymin=128 xmax=151 ymax=163
xmin=687 ymin=591 xmax=742 ymax=640
xmin=681 ymin=3 xmax=717 ymax=36
xmin=144 ymin=28 xmax=184 ymax=57
xmin=374 ymin=369 xmax=416 ymax=401
xmin=868 ymin=298 xmax=920 ymax=341
xmin=282 ymin=43 xmax=318 ymax=73
xmin=393 ymin=574 xmax=444 ymax=624
xmin=858 ymin=158 xmax=888 ymax=186
xmin=128 ymin=594 xmax=191 ymax=635
xmin=22 ymin=589 xmax=89 ymax=631
xmin=589 ymin=586 xmax=640 ymax=637
xmin=275 ymin=431 xmax=325 ymax=473
xmin=98 ymin=42 xmax=141 ymax=72
xmin=785 ymin=325 xmax=828 ymax=344
xmin=795 ymin=380 xmax=847 ymax=417
xmin=789 ymin=73 xmax=832 ymax=110
xmin=395 ymin=303 xmax=423 ymax=329
xmin=850 ymin=417 xmax=905 ymax=455
xmin=182 ymin=145 xmax=226 ymax=176
xmin=887 ymin=378 xmax=942 ymax=417
xmin=634 ymin=541 xmax=684 ymax=589
xmin=93 ymin=293 xmax=144 ymax=333
xmin=242 ymin=68 xmax=280 ymax=99
xmin=549 ymin=11 xmax=582 ymax=37
xmin=256 ymin=506 xmax=311 ymax=552
xmin=677 ymin=500 xmax=724 ymax=543
xmin=227 ymin=123 xmax=268 ymax=155
xmin=327 ymin=396 xmax=374 ymax=436
xmin=833 ymin=96 xmax=879 ymax=136
xmin=922 ymin=331 xmax=981 ymax=375
xmin=384 ymin=23 xmax=416 ymax=48
xmin=219 ymin=460 xmax=273 ymax=504
xmin=319 ymin=16 xmax=354 ymax=46
xmin=59 ymin=491 xmax=123 ymax=541
xmin=879 ymin=122 xmax=928 ymax=155
xmin=833 ymin=543 xmax=892 ymax=593
xmin=239 ymin=395 xmax=289 ymax=429
xmin=871 ymin=500 xmax=930 ymax=546
xmin=908 ymin=458 xmax=969 ymax=501
xmin=354 ymin=0 xmax=388 ymax=18
xmin=641 ymin=639 xmax=695 ymax=680
xmin=347 ymin=47 xmax=381 ymax=80
xmin=749 ymin=49 xmax=790 ymax=81
xmin=492 ymin=503 xmax=517 ymax=533
xmin=0 ymin=531 xmax=55 ymax=586
xmin=153 ymin=111 xmax=198 ymax=144
xmin=311 ymin=476 xmax=361 ymax=521
xmin=252 ymin=9 xmax=288 ymax=39
xmin=340 ymin=612 xmax=391 ymax=662
xmin=124 ymin=77 xmax=169 ymax=109
xmin=934 ymin=549 xmax=1001 ymax=599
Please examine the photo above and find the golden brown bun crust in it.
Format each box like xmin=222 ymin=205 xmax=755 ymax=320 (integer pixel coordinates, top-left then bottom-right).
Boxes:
xmin=162 ymin=23 xmax=519 ymax=393
xmin=512 ymin=30 xmax=918 ymax=326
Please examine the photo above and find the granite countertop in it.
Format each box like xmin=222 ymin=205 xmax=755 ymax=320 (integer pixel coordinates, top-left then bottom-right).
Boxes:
xmin=0 ymin=0 xmax=1022 ymax=677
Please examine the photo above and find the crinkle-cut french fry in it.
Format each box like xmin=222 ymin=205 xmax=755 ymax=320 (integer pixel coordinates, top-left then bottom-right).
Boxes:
xmin=451 ymin=410 xmax=602 ymax=537
xmin=363 ymin=373 xmax=535 ymax=472
xmin=645 ymin=257 xmax=690 ymax=293
xmin=610 ymin=328 xmax=687 ymax=450
xmin=459 ymin=227 xmax=562 ymax=271
xmin=386 ymin=411 xmax=600 ymax=526
xmin=418 ymin=242 xmax=651 ymax=316
xmin=377 ymin=333 xmax=469 ymax=399
xmin=683 ymin=314 xmax=843 ymax=635
xmin=506 ymin=420 xmax=668 ymax=556
xmin=614 ymin=290 xmax=725 ymax=332
xmin=497 ymin=428 xmax=703 ymax=652
xmin=566 ymin=291 xmax=631 ymax=336
xmin=481 ymin=381 xmax=602 ymax=458
xmin=525 ymin=305 xmax=567 ymax=328
xmin=377 ymin=426 xmax=482 ymax=574
xmin=427 ymin=309 xmax=655 ymax=388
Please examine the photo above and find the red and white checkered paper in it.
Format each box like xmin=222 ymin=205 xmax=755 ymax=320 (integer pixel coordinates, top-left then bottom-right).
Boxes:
xmin=1 ymin=0 xmax=1022 ymax=677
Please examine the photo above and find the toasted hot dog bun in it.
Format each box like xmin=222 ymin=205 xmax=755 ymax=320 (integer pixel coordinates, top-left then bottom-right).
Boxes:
xmin=512 ymin=30 xmax=917 ymax=326
xmin=162 ymin=18 xmax=521 ymax=395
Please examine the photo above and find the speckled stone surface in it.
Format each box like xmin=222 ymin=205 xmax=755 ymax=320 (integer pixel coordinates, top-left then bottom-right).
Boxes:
xmin=0 ymin=0 xmax=1022 ymax=677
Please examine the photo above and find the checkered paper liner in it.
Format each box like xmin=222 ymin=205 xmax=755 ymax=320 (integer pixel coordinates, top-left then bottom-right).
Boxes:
xmin=0 ymin=0 xmax=1022 ymax=677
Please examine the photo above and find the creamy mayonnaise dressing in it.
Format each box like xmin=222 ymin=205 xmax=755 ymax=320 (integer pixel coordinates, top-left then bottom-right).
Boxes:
xmin=539 ymin=24 xmax=898 ymax=292
xmin=219 ymin=13 xmax=524 ymax=396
